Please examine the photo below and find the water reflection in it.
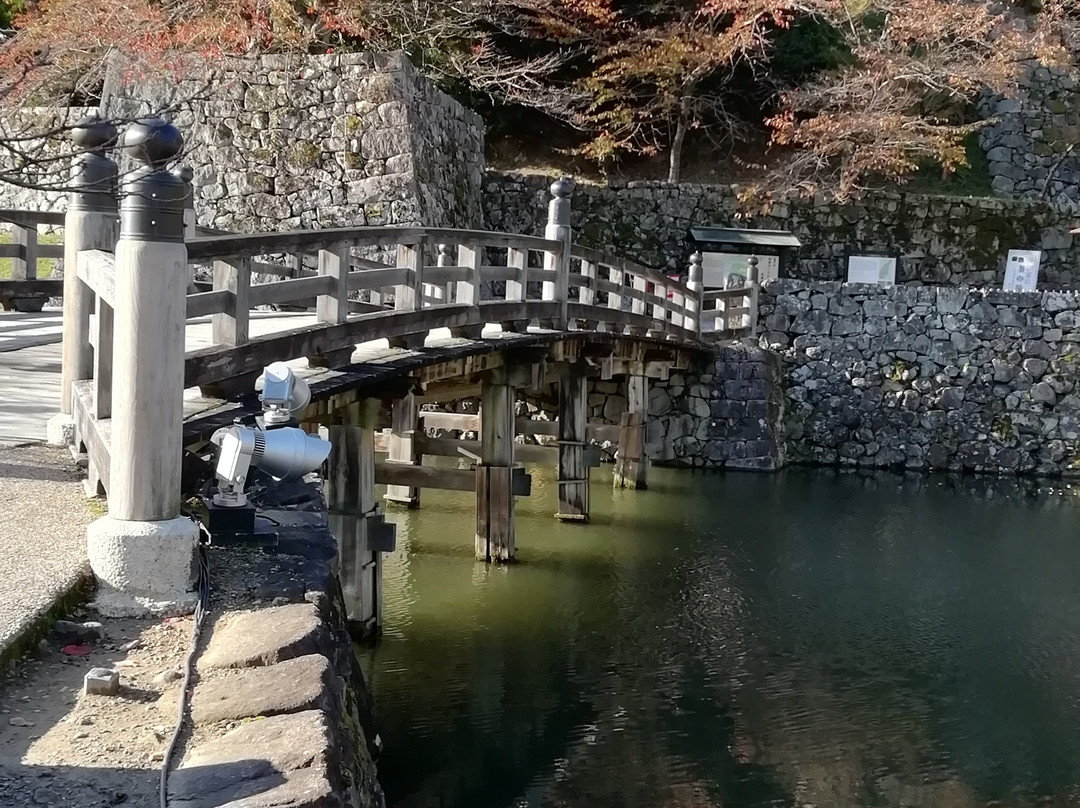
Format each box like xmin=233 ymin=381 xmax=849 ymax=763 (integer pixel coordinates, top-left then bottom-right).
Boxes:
xmin=357 ymin=467 xmax=1080 ymax=808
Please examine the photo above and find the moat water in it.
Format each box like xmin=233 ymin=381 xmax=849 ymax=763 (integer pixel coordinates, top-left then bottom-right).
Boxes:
xmin=356 ymin=465 xmax=1080 ymax=808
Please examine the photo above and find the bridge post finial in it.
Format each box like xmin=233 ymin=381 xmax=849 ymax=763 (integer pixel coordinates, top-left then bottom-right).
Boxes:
xmin=544 ymin=177 xmax=574 ymax=328
xmin=48 ymin=113 xmax=121 ymax=447
xmin=86 ymin=117 xmax=199 ymax=617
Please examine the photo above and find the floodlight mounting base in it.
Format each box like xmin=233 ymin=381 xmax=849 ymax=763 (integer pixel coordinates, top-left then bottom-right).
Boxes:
xmin=256 ymin=413 xmax=299 ymax=431
xmin=202 ymin=498 xmax=278 ymax=548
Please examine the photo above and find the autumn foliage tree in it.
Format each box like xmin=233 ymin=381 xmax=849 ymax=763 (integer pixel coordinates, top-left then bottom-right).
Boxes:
xmin=0 ymin=0 xmax=1077 ymax=197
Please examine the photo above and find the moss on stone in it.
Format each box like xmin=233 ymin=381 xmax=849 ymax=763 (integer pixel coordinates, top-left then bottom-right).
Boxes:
xmin=287 ymin=141 xmax=321 ymax=168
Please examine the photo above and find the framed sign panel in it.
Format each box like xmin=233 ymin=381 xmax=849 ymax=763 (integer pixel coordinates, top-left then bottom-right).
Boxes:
xmin=700 ymin=252 xmax=780 ymax=290
xmin=847 ymin=254 xmax=897 ymax=285
xmin=1004 ymin=250 xmax=1041 ymax=292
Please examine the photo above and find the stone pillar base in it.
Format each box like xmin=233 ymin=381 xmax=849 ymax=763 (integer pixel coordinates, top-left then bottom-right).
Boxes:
xmin=87 ymin=515 xmax=199 ymax=617
xmin=46 ymin=413 xmax=75 ymax=447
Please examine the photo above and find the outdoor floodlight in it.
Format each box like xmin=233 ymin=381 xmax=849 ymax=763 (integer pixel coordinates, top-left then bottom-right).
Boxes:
xmin=204 ymin=423 xmax=331 ymax=546
xmin=212 ymin=424 xmax=331 ymax=507
xmin=258 ymin=362 xmax=312 ymax=427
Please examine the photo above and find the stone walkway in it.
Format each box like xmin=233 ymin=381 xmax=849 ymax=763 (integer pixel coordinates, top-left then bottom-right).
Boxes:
xmin=0 ymin=443 xmax=90 ymax=664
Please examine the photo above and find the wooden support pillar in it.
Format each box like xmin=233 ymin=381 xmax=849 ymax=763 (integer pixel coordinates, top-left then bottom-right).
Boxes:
xmin=324 ymin=399 xmax=387 ymax=639
xmin=384 ymin=392 xmax=421 ymax=508
xmin=614 ymin=374 xmax=649 ymax=489
xmin=476 ymin=371 xmax=516 ymax=562
xmin=556 ymin=362 xmax=589 ymax=522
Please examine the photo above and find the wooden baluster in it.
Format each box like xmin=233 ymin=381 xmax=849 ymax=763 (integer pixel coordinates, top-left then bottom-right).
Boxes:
xmin=604 ymin=263 xmax=622 ymax=333
xmin=503 ymin=246 xmax=528 ymax=333
xmin=212 ymin=257 xmax=251 ymax=346
xmin=310 ymin=242 xmax=353 ymax=368
xmin=92 ymin=296 xmax=113 ymax=419
xmin=452 ymin=243 xmax=483 ymax=339
xmin=428 ymin=243 xmax=450 ymax=304
xmin=11 ymin=223 xmax=37 ymax=281
xmin=579 ymin=259 xmax=596 ymax=307
xmin=316 ymin=241 xmax=349 ymax=325
xmin=395 ymin=240 xmax=424 ymax=312
xmin=631 ymin=273 xmax=646 ymax=316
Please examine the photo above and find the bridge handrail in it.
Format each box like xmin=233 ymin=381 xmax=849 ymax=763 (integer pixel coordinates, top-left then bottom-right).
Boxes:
xmin=187 ymin=226 xmax=563 ymax=261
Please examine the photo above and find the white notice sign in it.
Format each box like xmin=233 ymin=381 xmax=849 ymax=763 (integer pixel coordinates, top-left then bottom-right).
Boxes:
xmin=847 ymin=255 xmax=897 ymax=285
xmin=1004 ymin=250 xmax=1042 ymax=291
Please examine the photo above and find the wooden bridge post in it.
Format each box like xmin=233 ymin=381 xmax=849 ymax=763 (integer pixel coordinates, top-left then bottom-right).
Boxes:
xmin=686 ymin=251 xmax=704 ymax=338
xmin=476 ymin=369 xmax=516 ymax=562
xmin=324 ymin=399 xmax=385 ymax=638
xmin=48 ymin=115 xmax=119 ymax=446
xmin=384 ymin=391 xmax=421 ymax=508
xmin=542 ymin=178 xmax=572 ymax=330
xmin=614 ymin=374 xmax=649 ymax=490
xmin=556 ymin=360 xmax=589 ymax=522
xmin=86 ymin=119 xmax=199 ymax=615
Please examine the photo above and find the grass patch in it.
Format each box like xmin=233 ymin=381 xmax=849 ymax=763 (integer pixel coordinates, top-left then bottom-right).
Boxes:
xmin=0 ymin=229 xmax=63 ymax=279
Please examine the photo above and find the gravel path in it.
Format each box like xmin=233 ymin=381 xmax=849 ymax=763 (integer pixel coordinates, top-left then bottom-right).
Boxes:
xmin=0 ymin=443 xmax=91 ymax=660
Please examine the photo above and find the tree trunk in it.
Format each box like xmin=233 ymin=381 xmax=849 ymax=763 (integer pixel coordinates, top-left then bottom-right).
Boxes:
xmin=668 ymin=91 xmax=693 ymax=184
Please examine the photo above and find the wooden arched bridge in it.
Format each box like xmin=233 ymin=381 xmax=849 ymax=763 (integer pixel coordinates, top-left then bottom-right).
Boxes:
xmin=0 ymin=118 xmax=759 ymax=632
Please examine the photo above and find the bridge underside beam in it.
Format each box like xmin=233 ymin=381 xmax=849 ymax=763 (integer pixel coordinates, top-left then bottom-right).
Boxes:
xmin=556 ymin=361 xmax=589 ymax=522
xmin=476 ymin=370 xmax=516 ymax=563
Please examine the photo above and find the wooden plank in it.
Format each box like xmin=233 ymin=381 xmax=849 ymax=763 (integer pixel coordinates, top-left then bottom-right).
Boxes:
xmin=92 ymin=298 xmax=114 ymax=419
xmin=76 ymin=249 xmax=116 ymax=307
xmin=247 ymin=274 xmax=335 ymax=307
xmin=186 ymin=289 xmax=231 ymax=319
xmin=0 ymin=279 xmax=62 ymax=298
xmin=0 ymin=242 xmax=63 ymax=260
xmin=211 ymin=257 xmax=251 ymax=346
xmin=422 ymin=264 xmax=472 ymax=285
xmin=418 ymin=410 xmax=480 ymax=432
xmin=376 ymin=461 xmax=531 ymax=496
xmin=72 ymin=380 xmax=111 ymax=493
xmin=0 ymin=210 xmax=65 ymax=227
xmin=347 ymin=266 xmax=409 ymax=291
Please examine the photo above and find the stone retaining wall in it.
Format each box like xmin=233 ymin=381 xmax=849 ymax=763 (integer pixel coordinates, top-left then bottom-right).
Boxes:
xmin=483 ymin=172 xmax=1080 ymax=287
xmin=168 ymin=479 xmax=381 ymax=808
xmin=979 ymin=63 xmax=1080 ymax=203
xmin=759 ymin=280 xmax=1080 ymax=476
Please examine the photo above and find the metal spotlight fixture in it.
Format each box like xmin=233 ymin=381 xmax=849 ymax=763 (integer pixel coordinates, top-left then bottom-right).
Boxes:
xmin=257 ymin=362 xmax=312 ymax=428
xmin=203 ymin=420 xmax=331 ymax=546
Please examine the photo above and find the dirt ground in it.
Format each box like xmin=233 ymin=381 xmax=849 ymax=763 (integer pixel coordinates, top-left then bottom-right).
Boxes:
xmin=0 ymin=611 xmax=193 ymax=808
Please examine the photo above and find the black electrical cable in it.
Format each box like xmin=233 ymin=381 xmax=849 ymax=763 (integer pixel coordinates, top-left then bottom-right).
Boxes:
xmin=159 ymin=526 xmax=211 ymax=808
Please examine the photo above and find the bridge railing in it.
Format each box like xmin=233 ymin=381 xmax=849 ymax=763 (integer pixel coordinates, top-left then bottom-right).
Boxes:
xmin=0 ymin=210 xmax=65 ymax=310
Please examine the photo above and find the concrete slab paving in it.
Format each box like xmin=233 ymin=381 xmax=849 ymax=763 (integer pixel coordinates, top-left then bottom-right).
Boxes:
xmin=0 ymin=443 xmax=91 ymax=663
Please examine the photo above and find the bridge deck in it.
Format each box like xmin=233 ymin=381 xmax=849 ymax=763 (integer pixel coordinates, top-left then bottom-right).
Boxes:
xmin=0 ymin=311 xmax=320 ymax=444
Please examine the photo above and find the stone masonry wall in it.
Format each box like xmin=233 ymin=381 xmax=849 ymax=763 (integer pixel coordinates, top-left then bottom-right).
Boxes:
xmin=759 ymin=280 xmax=1080 ymax=476
xmin=506 ymin=349 xmax=786 ymax=472
xmin=96 ymin=52 xmax=484 ymax=232
xmin=484 ymin=172 xmax=1080 ymax=287
xmin=979 ymin=63 xmax=1080 ymax=203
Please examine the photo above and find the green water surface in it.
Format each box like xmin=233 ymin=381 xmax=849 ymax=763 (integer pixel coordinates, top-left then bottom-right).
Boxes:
xmin=357 ymin=466 xmax=1080 ymax=808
